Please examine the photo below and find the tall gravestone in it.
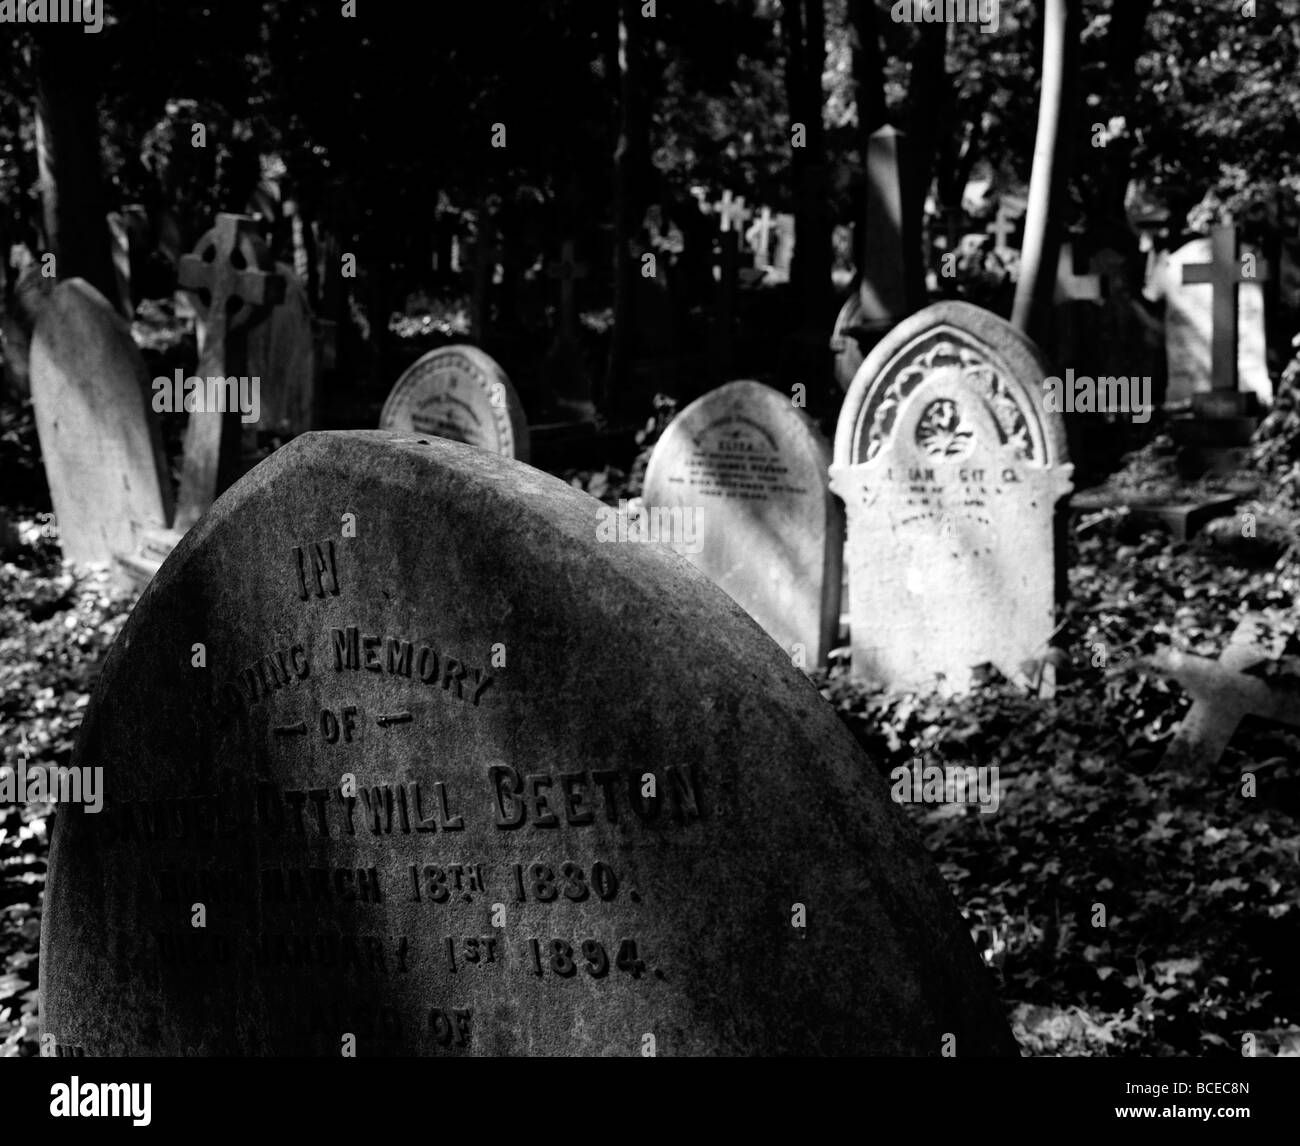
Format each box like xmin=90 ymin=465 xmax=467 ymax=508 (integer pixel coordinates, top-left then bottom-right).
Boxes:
xmin=642 ymin=380 xmax=843 ymax=669
xmin=380 ymin=345 xmax=529 ymax=462
xmin=1148 ymin=235 xmax=1271 ymax=408
xmin=175 ymin=213 xmax=285 ymax=532
xmin=243 ymin=261 xmax=318 ymax=442
xmin=831 ymin=126 xmax=925 ymax=390
xmin=831 ymin=302 xmax=1073 ymax=693
xmin=29 ymin=279 xmax=173 ymax=567
xmin=41 ymin=431 xmax=1015 ymax=1057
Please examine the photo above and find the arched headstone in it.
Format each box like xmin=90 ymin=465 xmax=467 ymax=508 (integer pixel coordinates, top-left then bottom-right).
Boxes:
xmin=643 ymin=380 xmax=843 ymax=669
xmin=29 ymin=279 xmax=173 ymax=567
xmin=380 ymin=345 xmax=528 ymax=461
xmin=831 ymin=302 xmax=1073 ymax=693
xmin=41 ymin=430 xmax=1015 ymax=1056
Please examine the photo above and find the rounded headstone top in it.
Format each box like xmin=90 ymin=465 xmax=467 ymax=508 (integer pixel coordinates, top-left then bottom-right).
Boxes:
xmin=379 ymin=344 xmax=529 ymax=461
xmin=834 ymin=300 xmax=1068 ymax=470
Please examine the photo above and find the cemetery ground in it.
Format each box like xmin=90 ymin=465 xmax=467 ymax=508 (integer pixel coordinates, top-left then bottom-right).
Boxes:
xmin=4 ymin=381 xmax=1300 ymax=1059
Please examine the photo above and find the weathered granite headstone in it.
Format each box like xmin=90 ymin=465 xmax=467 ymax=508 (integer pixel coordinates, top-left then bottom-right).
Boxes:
xmin=380 ymin=345 xmax=529 ymax=462
xmin=642 ymin=380 xmax=843 ymax=669
xmin=28 ymin=279 xmax=173 ymax=567
xmin=831 ymin=301 xmax=1073 ymax=693
xmin=41 ymin=431 xmax=1016 ymax=1057
xmin=1148 ymin=235 xmax=1271 ymax=408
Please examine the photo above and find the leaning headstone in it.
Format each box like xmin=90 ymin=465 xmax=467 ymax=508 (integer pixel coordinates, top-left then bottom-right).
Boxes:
xmin=831 ymin=301 xmax=1073 ymax=693
xmin=28 ymin=279 xmax=173 ymax=567
xmin=243 ymin=261 xmax=317 ymax=442
xmin=1148 ymin=234 xmax=1271 ymax=408
xmin=380 ymin=345 xmax=529 ymax=462
xmin=643 ymin=380 xmax=844 ymax=669
xmin=41 ymin=430 xmax=1016 ymax=1057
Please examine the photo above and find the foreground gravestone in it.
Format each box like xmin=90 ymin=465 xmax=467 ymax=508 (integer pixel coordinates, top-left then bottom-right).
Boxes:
xmin=643 ymin=380 xmax=843 ymax=669
xmin=29 ymin=279 xmax=173 ymax=567
xmin=831 ymin=301 xmax=1073 ymax=693
xmin=41 ymin=430 xmax=1015 ymax=1057
xmin=380 ymin=345 xmax=529 ymax=461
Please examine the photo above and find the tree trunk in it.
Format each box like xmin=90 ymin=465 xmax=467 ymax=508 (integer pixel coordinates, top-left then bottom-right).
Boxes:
xmin=905 ymin=20 xmax=948 ymax=252
xmin=1096 ymin=0 xmax=1154 ymax=237
xmin=607 ymin=0 xmax=651 ymax=411
xmin=784 ymin=0 xmax=831 ymax=332
xmin=33 ymin=28 xmax=118 ymax=311
xmin=1012 ymin=0 xmax=1080 ymax=343
xmin=849 ymin=0 xmax=887 ymax=136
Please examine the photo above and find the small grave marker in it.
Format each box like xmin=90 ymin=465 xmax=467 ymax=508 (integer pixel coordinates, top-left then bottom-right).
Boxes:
xmin=1155 ymin=614 xmax=1300 ymax=772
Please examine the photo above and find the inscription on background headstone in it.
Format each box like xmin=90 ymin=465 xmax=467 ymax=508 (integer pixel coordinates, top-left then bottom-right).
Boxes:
xmin=29 ymin=278 xmax=173 ymax=567
xmin=379 ymin=345 xmax=529 ymax=461
xmin=831 ymin=301 xmax=1073 ymax=693
xmin=643 ymin=380 xmax=844 ymax=669
xmin=40 ymin=431 xmax=1016 ymax=1056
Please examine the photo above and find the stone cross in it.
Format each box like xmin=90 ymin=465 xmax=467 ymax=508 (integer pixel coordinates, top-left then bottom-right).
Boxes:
xmin=546 ymin=238 xmax=588 ymax=342
xmin=174 ymin=214 xmax=285 ymax=531
xmin=1154 ymin=614 xmax=1300 ymax=772
xmin=771 ymin=213 xmax=796 ymax=275
xmin=713 ymin=190 xmax=752 ymax=237
xmin=745 ymin=207 xmax=775 ymax=269
xmin=1180 ymin=222 xmax=1272 ymax=394
xmin=987 ymin=206 xmax=1019 ymax=257
xmin=1053 ymin=242 xmax=1102 ymax=304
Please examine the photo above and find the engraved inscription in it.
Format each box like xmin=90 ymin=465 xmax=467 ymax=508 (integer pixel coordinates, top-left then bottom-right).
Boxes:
xmin=292 ymin=541 xmax=340 ymax=600
xmin=667 ymin=414 xmax=810 ymax=503
xmin=330 ymin=626 xmax=494 ymax=706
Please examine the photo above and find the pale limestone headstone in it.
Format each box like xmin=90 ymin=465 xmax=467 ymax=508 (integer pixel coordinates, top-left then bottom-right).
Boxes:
xmin=1147 ymin=238 xmax=1271 ymax=407
xmin=830 ymin=301 xmax=1073 ymax=693
xmin=380 ymin=345 xmax=528 ymax=461
xmin=29 ymin=279 xmax=173 ymax=567
xmin=643 ymin=380 xmax=844 ymax=669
